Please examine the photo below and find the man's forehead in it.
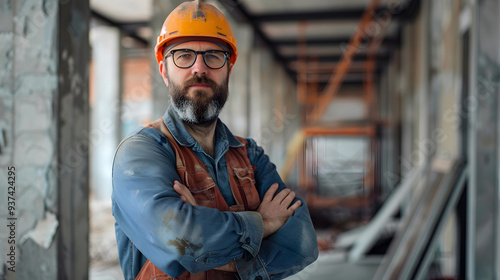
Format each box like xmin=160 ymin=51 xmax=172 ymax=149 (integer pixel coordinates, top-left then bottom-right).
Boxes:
xmin=172 ymin=40 xmax=224 ymax=51
xmin=164 ymin=36 xmax=230 ymax=55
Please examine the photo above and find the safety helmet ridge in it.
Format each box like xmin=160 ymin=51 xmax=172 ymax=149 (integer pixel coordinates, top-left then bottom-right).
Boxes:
xmin=154 ymin=1 xmax=238 ymax=67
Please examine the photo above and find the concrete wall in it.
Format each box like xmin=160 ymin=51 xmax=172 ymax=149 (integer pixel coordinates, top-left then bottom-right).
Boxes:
xmin=90 ymin=25 xmax=122 ymax=201
xmin=246 ymin=47 xmax=300 ymax=170
xmin=394 ymin=0 xmax=463 ymax=169
xmin=378 ymin=49 xmax=402 ymax=194
xmin=468 ymin=0 xmax=500 ymax=277
xmin=0 ymin=0 xmax=89 ymax=278
xmin=150 ymin=0 xmax=185 ymax=119
xmin=429 ymin=0 xmax=463 ymax=159
xmin=219 ymin=18 xmax=252 ymax=138
xmin=382 ymin=0 xmax=500 ymax=277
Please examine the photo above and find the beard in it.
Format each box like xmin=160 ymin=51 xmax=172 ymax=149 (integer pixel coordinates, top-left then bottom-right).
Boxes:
xmin=169 ymin=74 xmax=229 ymax=127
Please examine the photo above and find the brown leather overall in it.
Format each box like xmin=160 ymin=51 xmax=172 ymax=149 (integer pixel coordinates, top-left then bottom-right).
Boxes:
xmin=135 ymin=118 xmax=261 ymax=280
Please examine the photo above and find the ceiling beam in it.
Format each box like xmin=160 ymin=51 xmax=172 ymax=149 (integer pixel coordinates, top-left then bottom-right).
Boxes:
xmin=91 ymin=10 xmax=149 ymax=46
xmin=284 ymin=53 xmax=391 ymax=63
xmin=273 ymin=36 xmax=401 ymax=47
xmin=300 ymin=73 xmax=380 ymax=83
xmin=217 ymin=0 xmax=297 ymax=81
xmin=253 ymin=6 xmax=394 ymax=22
xmin=119 ymin=21 xmax=149 ymax=30
xmin=216 ymin=0 xmax=417 ymax=86
xmin=289 ymin=62 xmax=383 ymax=74
xmin=251 ymin=0 xmax=420 ymax=23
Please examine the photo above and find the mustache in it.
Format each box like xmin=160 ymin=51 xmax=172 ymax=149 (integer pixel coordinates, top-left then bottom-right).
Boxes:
xmin=183 ymin=75 xmax=218 ymax=91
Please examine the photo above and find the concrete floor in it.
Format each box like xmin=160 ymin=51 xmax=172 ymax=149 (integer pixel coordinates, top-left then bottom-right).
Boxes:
xmin=285 ymin=253 xmax=381 ymax=280
xmin=90 ymin=263 xmax=124 ymax=280
xmin=89 ymin=199 xmax=123 ymax=280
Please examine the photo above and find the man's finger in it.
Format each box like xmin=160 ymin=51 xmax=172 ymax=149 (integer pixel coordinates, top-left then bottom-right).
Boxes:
xmin=174 ymin=181 xmax=198 ymax=206
xmin=281 ymin=190 xmax=296 ymax=206
xmin=288 ymin=200 xmax=302 ymax=212
xmin=173 ymin=181 xmax=188 ymax=193
xmin=174 ymin=182 xmax=191 ymax=198
xmin=262 ymin=183 xmax=279 ymax=202
xmin=274 ymin=188 xmax=291 ymax=203
xmin=174 ymin=181 xmax=184 ymax=195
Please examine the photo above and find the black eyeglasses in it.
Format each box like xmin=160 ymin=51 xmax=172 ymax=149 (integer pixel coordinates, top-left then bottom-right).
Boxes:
xmin=166 ymin=49 xmax=230 ymax=69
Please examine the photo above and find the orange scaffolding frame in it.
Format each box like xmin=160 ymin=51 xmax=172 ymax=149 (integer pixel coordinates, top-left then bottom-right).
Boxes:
xmin=281 ymin=0 xmax=392 ymax=211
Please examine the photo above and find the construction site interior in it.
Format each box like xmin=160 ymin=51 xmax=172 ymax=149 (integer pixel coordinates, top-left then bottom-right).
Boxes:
xmin=0 ymin=0 xmax=499 ymax=279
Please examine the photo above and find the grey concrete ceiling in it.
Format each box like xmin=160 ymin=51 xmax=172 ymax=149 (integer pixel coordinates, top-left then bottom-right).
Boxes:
xmin=90 ymin=0 xmax=152 ymax=22
xmin=90 ymin=0 xmax=420 ymax=87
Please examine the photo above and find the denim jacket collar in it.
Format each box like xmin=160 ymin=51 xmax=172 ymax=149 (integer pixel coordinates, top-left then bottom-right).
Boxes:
xmin=163 ymin=105 xmax=244 ymax=152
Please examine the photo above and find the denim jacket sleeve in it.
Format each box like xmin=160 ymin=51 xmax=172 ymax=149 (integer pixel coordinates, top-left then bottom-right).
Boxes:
xmin=234 ymin=138 xmax=319 ymax=280
xmin=112 ymin=128 xmax=264 ymax=278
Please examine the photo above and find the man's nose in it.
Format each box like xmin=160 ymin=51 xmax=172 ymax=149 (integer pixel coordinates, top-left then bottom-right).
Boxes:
xmin=190 ymin=54 xmax=208 ymax=76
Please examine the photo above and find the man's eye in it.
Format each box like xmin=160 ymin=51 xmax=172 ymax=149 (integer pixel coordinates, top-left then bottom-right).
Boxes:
xmin=206 ymin=52 xmax=224 ymax=60
xmin=206 ymin=54 xmax=221 ymax=60
xmin=178 ymin=53 xmax=193 ymax=59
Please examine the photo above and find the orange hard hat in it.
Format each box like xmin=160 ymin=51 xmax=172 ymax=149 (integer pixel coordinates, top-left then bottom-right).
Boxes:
xmin=154 ymin=1 xmax=238 ymax=66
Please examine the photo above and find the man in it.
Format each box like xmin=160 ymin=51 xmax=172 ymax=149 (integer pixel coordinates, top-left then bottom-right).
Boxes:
xmin=112 ymin=1 xmax=318 ymax=279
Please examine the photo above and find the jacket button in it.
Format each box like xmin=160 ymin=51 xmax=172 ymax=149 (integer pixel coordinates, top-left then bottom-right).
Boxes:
xmin=255 ymin=277 xmax=262 ymax=280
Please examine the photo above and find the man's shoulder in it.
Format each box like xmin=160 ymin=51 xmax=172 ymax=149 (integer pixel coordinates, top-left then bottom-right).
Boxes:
xmin=123 ymin=126 xmax=167 ymax=144
xmin=115 ymin=126 xmax=173 ymax=157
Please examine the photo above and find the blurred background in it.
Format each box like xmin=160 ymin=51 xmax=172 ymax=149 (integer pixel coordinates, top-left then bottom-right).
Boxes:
xmin=0 ymin=0 xmax=499 ymax=279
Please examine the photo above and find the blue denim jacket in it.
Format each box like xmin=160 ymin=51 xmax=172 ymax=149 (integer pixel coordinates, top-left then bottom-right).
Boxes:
xmin=112 ymin=106 xmax=318 ymax=280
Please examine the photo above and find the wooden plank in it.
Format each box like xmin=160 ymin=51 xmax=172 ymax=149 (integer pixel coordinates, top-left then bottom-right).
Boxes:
xmin=279 ymin=130 xmax=307 ymax=181
xmin=304 ymin=126 xmax=375 ymax=136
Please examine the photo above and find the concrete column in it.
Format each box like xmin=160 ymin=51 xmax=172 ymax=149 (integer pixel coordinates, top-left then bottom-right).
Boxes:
xmin=416 ymin=0 xmax=430 ymax=160
xmin=90 ymin=25 xmax=122 ymax=201
xmin=248 ymin=47 xmax=300 ymax=168
xmin=150 ymin=0 xmax=185 ymax=119
xmin=399 ymin=23 xmax=414 ymax=175
xmin=0 ymin=0 xmax=89 ymax=279
xmin=256 ymin=52 xmax=274 ymax=154
xmin=248 ymin=49 xmax=264 ymax=146
xmin=220 ymin=19 xmax=252 ymax=137
xmin=468 ymin=0 xmax=500 ymax=278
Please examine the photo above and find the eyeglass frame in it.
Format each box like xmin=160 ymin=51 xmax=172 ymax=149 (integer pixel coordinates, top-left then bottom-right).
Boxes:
xmin=165 ymin=48 xmax=230 ymax=70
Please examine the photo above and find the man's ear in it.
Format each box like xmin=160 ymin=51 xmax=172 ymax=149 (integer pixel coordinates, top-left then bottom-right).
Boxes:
xmin=159 ymin=61 xmax=169 ymax=87
xmin=228 ymin=63 xmax=234 ymax=77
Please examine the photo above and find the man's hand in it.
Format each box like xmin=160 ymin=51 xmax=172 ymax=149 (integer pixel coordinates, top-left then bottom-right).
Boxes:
xmin=173 ymin=181 xmax=237 ymax=272
xmin=258 ymin=183 xmax=302 ymax=238
xmin=173 ymin=180 xmax=198 ymax=206
xmin=214 ymin=261 xmax=237 ymax=272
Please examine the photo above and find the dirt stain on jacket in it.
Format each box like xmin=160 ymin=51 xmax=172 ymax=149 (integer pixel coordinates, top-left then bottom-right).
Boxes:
xmin=167 ymin=238 xmax=202 ymax=256
xmin=163 ymin=209 xmax=180 ymax=230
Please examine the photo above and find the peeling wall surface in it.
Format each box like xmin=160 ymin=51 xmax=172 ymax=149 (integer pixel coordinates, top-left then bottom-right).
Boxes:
xmin=0 ymin=0 xmax=89 ymax=279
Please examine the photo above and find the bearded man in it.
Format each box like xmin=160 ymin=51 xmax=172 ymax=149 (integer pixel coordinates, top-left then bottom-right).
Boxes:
xmin=112 ymin=1 xmax=318 ymax=280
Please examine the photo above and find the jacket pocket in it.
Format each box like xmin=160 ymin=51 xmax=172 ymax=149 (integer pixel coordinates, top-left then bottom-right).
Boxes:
xmin=231 ymin=167 xmax=260 ymax=210
xmin=185 ymin=167 xmax=216 ymax=208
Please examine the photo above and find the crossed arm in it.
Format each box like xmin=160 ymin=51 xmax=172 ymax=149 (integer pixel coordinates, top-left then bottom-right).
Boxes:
xmin=173 ymin=180 xmax=302 ymax=272
xmin=113 ymin=133 xmax=318 ymax=279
